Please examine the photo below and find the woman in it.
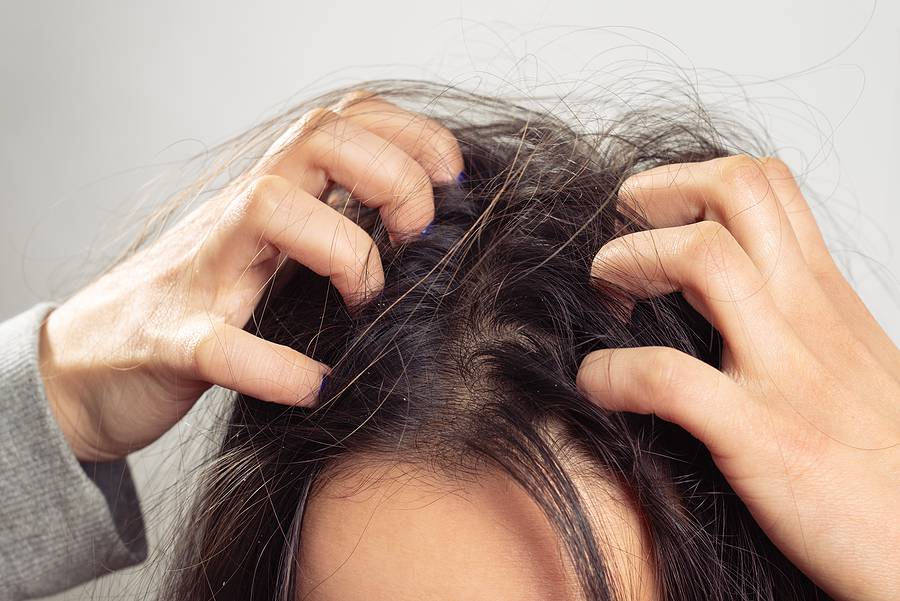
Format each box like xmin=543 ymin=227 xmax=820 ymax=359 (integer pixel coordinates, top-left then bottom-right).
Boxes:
xmin=1 ymin=82 xmax=897 ymax=600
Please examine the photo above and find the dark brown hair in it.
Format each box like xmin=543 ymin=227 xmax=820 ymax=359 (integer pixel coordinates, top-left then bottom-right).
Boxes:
xmin=158 ymin=82 xmax=827 ymax=601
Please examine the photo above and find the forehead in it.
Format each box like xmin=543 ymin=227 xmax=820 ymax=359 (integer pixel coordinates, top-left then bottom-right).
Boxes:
xmin=297 ymin=460 xmax=656 ymax=601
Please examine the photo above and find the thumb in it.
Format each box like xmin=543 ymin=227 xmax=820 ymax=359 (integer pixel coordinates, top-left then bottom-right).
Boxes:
xmin=194 ymin=322 xmax=329 ymax=406
xmin=576 ymin=346 xmax=756 ymax=460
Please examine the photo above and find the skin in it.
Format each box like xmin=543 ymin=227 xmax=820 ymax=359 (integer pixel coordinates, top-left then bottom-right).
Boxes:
xmin=39 ymin=92 xmax=465 ymax=462
xmin=35 ymin=93 xmax=899 ymax=598
xmin=297 ymin=459 xmax=656 ymax=601
xmin=576 ymin=156 xmax=900 ymax=601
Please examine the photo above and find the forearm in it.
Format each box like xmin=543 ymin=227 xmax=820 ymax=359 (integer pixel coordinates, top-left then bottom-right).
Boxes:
xmin=0 ymin=304 xmax=147 ymax=600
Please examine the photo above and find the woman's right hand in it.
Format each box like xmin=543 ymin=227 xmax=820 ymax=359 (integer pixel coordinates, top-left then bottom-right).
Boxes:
xmin=577 ymin=155 xmax=900 ymax=601
xmin=39 ymin=92 xmax=463 ymax=463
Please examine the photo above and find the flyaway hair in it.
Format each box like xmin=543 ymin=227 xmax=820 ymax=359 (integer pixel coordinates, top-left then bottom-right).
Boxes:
xmin=157 ymin=81 xmax=827 ymax=601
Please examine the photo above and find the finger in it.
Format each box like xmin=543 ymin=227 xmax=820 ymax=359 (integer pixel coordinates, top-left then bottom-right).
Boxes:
xmin=618 ymin=156 xmax=812 ymax=316
xmin=591 ymin=221 xmax=789 ymax=364
xmin=758 ymin=158 xmax=900 ymax=364
xmin=576 ymin=346 xmax=760 ymax=462
xmin=616 ymin=156 xmax=889 ymax=372
xmin=218 ymin=174 xmax=385 ymax=306
xmin=266 ymin=109 xmax=436 ymax=244
xmin=755 ymin=158 xmax=832 ymax=270
xmin=334 ymin=91 xmax=464 ymax=184
xmin=194 ymin=322 xmax=328 ymax=406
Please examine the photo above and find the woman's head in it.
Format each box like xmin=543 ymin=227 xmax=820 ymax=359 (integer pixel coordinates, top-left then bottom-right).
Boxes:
xmin=159 ymin=83 xmax=825 ymax=600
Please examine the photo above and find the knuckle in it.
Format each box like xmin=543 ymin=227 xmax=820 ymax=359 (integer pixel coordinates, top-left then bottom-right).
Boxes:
xmin=336 ymin=226 xmax=375 ymax=267
xmin=641 ymin=347 xmax=715 ymax=427
xmin=686 ymin=220 xmax=730 ymax=255
xmin=641 ymin=347 xmax=685 ymax=398
xmin=694 ymin=218 xmax=728 ymax=238
xmin=426 ymin=126 xmax=463 ymax=172
xmin=183 ymin=321 xmax=218 ymax=377
xmin=760 ymin=156 xmax=794 ymax=181
xmin=235 ymin=175 xmax=296 ymax=228
xmin=415 ymin=115 xmax=460 ymax=156
xmin=334 ymin=88 xmax=378 ymax=111
xmin=299 ymin=106 xmax=340 ymax=132
xmin=684 ymin=221 xmax=738 ymax=277
xmin=384 ymin=157 xmax=433 ymax=205
xmin=335 ymin=91 xmax=462 ymax=176
xmin=396 ymin=158 xmax=432 ymax=191
xmin=220 ymin=175 xmax=287 ymax=228
xmin=245 ymin=174 xmax=289 ymax=211
xmin=719 ymin=153 xmax=761 ymax=176
xmin=718 ymin=154 xmax=770 ymax=198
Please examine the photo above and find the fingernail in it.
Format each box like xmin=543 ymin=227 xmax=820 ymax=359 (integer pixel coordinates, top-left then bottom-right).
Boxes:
xmin=318 ymin=374 xmax=329 ymax=398
xmin=455 ymin=171 xmax=467 ymax=185
xmin=420 ymin=222 xmax=434 ymax=237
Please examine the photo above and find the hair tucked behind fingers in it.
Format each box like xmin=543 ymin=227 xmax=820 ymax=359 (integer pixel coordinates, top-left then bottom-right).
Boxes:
xmin=157 ymin=81 xmax=828 ymax=601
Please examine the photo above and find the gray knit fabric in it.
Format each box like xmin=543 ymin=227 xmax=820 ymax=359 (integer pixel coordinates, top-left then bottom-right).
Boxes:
xmin=0 ymin=304 xmax=147 ymax=600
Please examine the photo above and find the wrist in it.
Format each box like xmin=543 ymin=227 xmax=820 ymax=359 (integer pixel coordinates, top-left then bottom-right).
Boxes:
xmin=39 ymin=310 xmax=117 ymax=462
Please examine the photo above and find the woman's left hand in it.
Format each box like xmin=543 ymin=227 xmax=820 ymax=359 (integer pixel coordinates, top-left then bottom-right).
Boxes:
xmin=576 ymin=155 xmax=900 ymax=601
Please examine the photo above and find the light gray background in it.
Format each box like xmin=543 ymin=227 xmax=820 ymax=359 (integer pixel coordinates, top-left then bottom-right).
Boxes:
xmin=1 ymin=1 xmax=897 ymax=599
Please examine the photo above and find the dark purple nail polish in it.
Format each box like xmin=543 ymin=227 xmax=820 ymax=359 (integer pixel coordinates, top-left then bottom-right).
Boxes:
xmin=420 ymin=222 xmax=434 ymax=237
xmin=455 ymin=171 xmax=467 ymax=185
xmin=318 ymin=374 xmax=329 ymax=397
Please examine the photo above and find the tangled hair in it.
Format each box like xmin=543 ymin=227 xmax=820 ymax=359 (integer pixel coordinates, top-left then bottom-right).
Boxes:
xmin=158 ymin=82 xmax=827 ymax=600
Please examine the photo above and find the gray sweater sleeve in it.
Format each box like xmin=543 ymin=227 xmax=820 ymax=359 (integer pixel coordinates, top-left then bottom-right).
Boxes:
xmin=0 ymin=304 xmax=147 ymax=600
